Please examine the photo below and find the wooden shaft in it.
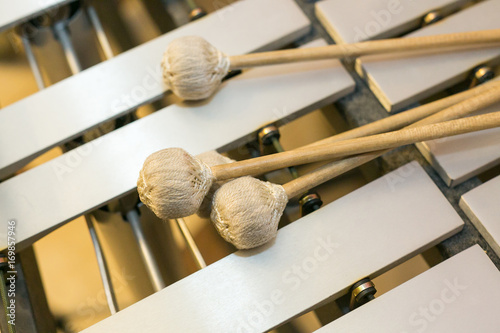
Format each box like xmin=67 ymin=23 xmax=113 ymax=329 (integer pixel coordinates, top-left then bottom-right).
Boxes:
xmin=283 ymin=152 xmax=381 ymax=199
xmin=212 ymin=111 xmax=500 ymax=181
xmin=282 ymin=88 xmax=500 ymax=198
xmin=229 ymin=29 xmax=500 ymax=69
xmin=412 ymin=84 xmax=500 ymax=127
xmin=294 ymin=80 xmax=500 ymax=150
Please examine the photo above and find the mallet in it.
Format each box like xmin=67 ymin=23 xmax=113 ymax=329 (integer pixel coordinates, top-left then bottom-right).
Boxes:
xmin=162 ymin=29 xmax=500 ymax=100
xmin=210 ymin=91 xmax=500 ymax=249
xmin=137 ymin=149 xmax=234 ymax=220
xmin=195 ymin=150 xmax=234 ymax=218
xmin=138 ymin=82 xmax=500 ymax=221
xmin=138 ymin=107 xmax=500 ymax=222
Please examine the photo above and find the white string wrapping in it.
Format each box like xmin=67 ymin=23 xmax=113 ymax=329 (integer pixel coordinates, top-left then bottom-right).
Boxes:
xmin=211 ymin=177 xmax=288 ymax=249
xmin=162 ymin=36 xmax=230 ymax=100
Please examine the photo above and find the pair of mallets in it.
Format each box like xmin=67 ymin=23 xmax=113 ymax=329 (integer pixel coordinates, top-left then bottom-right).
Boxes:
xmin=139 ymin=80 xmax=500 ymax=249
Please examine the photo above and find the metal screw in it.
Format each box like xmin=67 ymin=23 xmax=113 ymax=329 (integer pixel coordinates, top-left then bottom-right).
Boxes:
xmin=299 ymin=193 xmax=323 ymax=217
xmin=189 ymin=7 xmax=207 ymax=21
xmin=349 ymin=278 xmax=377 ymax=310
xmin=469 ymin=65 xmax=495 ymax=89
xmin=258 ymin=125 xmax=323 ymax=217
xmin=258 ymin=125 xmax=299 ymax=178
xmin=422 ymin=10 xmax=443 ymax=27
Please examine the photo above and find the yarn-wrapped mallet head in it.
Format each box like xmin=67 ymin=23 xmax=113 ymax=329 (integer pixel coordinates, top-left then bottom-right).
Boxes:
xmin=162 ymin=36 xmax=230 ymax=100
xmin=137 ymin=148 xmax=215 ymax=220
xmin=211 ymin=176 xmax=288 ymax=250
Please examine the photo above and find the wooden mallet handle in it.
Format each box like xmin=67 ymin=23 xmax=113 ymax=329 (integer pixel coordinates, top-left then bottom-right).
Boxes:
xmin=212 ymin=111 xmax=500 ymax=181
xmin=282 ymin=86 xmax=500 ymax=198
xmin=294 ymin=79 xmax=500 ymax=150
xmin=229 ymin=29 xmax=500 ymax=69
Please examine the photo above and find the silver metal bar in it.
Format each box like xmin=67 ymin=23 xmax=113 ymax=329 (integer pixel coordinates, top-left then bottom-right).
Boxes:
xmin=0 ymin=0 xmax=74 ymax=32
xmin=53 ymin=21 xmax=82 ymax=74
xmin=20 ymin=32 xmax=45 ymax=90
xmin=271 ymin=136 xmax=300 ymax=179
xmin=19 ymin=18 xmax=117 ymax=316
xmin=175 ymin=218 xmax=206 ymax=269
xmin=126 ymin=209 xmax=166 ymax=292
xmin=79 ymin=163 xmax=465 ymax=333
xmin=85 ymin=215 xmax=119 ymax=315
xmin=86 ymin=5 xmax=114 ymax=60
xmin=86 ymin=9 xmax=171 ymax=291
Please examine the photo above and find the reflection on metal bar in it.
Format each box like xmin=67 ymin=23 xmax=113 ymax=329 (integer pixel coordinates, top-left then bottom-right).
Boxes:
xmin=85 ymin=215 xmax=119 ymax=315
xmin=20 ymin=32 xmax=45 ymax=90
xmin=126 ymin=209 xmax=166 ymax=292
xmin=86 ymin=5 xmax=114 ymax=60
xmin=53 ymin=21 xmax=82 ymax=74
xmin=175 ymin=218 xmax=206 ymax=270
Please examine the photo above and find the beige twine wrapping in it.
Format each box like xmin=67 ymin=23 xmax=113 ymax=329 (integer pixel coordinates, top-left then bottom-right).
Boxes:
xmin=211 ymin=177 xmax=287 ymax=250
xmin=137 ymin=148 xmax=214 ymax=219
xmin=162 ymin=36 xmax=230 ymax=100
xmin=196 ymin=151 xmax=235 ymax=218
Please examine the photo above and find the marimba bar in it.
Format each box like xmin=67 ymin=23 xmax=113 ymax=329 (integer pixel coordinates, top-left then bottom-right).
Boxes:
xmin=315 ymin=0 xmax=466 ymax=44
xmin=354 ymin=0 xmax=500 ymax=112
xmin=316 ymin=245 xmax=500 ymax=332
xmin=0 ymin=0 xmax=76 ymax=31
xmin=460 ymin=175 xmax=500 ymax=258
xmin=81 ymin=162 xmax=464 ymax=332
xmin=416 ymin=98 xmax=500 ymax=186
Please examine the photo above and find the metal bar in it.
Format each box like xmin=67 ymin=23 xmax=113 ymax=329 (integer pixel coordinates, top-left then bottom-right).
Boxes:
xmin=271 ymin=136 xmax=300 ymax=179
xmin=126 ymin=209 xmax=166 ymax=292
xmin=20 ymin=32 xmax=45 ymax=90
xmin=86 ymin=5 xmax=114 ymax=60
xmin=53 ymin=21 xmax=82 ymax=74
xmin=175 ymin=218 xmax=206 ymax=269
xmin=142 ymin=0 xmax=177 ymax=33
xmin=85 ymin=215 xmax=119 ymax=315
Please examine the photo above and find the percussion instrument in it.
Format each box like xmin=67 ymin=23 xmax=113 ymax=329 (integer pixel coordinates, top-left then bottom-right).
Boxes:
xmin=0 ymin=0 xmax=499 ymax=332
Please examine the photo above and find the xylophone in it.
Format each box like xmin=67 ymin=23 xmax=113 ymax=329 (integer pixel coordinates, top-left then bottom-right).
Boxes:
xmin=0 ymin=0 xmax=499 ymax=332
